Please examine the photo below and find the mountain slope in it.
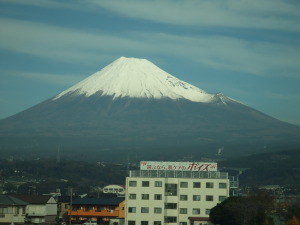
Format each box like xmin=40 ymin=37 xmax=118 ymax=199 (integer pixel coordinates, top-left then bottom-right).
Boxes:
xmin=0 ymin=57 xmax=300 ymax=159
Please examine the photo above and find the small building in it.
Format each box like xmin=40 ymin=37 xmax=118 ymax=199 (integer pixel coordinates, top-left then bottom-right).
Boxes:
xmin=57 ymin=196 xmax=71 ymax=223
xmin=0 ymin=194 xmax=27 ymax=225
xmin=69 ymin=197 xmax=125 ymax=225
xmin=102 ymin=185 xmax=125 ymax=196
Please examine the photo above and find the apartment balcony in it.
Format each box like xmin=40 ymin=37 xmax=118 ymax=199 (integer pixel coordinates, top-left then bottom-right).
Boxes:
xmin=129 ymin=170 xmax=228 ymax=179
xmin=69 ymin=209 xmax=119 ymax=217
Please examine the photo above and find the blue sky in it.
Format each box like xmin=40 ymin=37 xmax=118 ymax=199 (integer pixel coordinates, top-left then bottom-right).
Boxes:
xmin=0 ymin=0 xmax=300 ymax=125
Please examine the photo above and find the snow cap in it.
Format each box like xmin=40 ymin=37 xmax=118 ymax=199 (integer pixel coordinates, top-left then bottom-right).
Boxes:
xmin=54 ymin=56 xmax=216 ymax=102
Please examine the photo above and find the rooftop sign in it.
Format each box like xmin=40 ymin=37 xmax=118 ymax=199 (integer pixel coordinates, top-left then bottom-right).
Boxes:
xmin=140 ymin=161 xmax=217 ymax=172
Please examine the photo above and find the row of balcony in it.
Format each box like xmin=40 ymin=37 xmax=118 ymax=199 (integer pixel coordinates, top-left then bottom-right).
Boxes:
xmin=69 ymin=209 xmax=119 ymax=217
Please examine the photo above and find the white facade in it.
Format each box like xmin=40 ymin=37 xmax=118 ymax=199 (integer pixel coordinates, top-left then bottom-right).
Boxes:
xmin=0 ymin=205 xmax=26 ymax=224
xmin=125 ymin=170 xmax=229 ymax=225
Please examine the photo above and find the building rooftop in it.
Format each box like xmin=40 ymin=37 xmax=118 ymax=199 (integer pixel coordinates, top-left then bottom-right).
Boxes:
xmin=0 ymin=194 xmax=28 ymax=206
xmin=12 ymin=195 xmax=53 ymax=204
xmin=72 ymin=197 xmax=125 ymax=206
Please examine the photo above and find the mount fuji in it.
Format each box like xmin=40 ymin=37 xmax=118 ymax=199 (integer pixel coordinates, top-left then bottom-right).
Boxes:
xmin=1 ymin=57 xmax=300 ymax=160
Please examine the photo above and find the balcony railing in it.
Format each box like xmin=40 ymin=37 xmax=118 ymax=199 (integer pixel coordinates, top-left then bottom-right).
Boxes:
xmin=129 ymin=170 xmax=228 ymax=179
xmin=68 ymin=209 xmax=119 ymax=217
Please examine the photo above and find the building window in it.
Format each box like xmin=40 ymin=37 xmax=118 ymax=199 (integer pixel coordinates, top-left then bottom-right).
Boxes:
xmin=155 ymin=181 xmax=162 ymax=187
xmin=141 ymin=194 xmax=149 ymax=200
xmin=141 ymin=221 xmax=148 ymax=225
xmin=179 ymin=222 xmax=187 ymax=225
xmin=154 ymin=207 xmax=162 ymax=214
xmin=205 ymin=209 xmax=210 ymax=215
xmin=165 ymin=203 xmax=177 ymax=209
xmin=154 ymin=221 xmax=161 ymax=225
xmin=206 ymin=195 xmax=214 ymax=201
xmin=193 ymin=182 xmax=201 ymax=188
xmin=206 ymin=182 xmax=214 ymax=188
xmin=164 ymin=217 xmax=177 ymax=223
xmin=219 ymin=183 xmax=227 ymax=189
xmin=129 ymin=194 xmax=136 ymax=199
xmin=165 ymin=183 xmax=177 ymax=196
xmin=128 ymin=221 xmax=135 ymax=225
xmin=129 ymin=181 xmax=137 ymax=187
xmin=180 ymin=195 xmax=188 ymax=201
xmin=141 ymin=207 xmax=149 ymax=213
xmin=219 ymin=196 xmax=227 ymax=202
xmin=179 ymin=208 xmax=187 ymax=214
xmin=180 ymin=182 xmax=188 ymax=188
xmin=193 ymin=195 xmax=201 ymax=201
xmin=192 ymin=208 xmax=200 ymax=214
xmin=142 ymin=181 xmax=150 ymax=187
xmin=154 ymin=194 xmax=162 ymax=200
xmin=128 ymin=207 xmax=136 ymax=213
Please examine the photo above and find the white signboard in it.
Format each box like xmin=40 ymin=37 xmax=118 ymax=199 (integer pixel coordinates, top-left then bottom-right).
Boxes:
xmin=140 ymin=161 xmax=217 ymax=171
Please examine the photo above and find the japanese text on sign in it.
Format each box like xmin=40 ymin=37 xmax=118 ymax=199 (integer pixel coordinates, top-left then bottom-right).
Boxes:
xmin=140 ymin=161 xmax=217 ymax=171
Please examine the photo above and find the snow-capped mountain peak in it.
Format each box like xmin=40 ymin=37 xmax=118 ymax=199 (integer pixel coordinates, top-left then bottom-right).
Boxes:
xmin=53 ymin=57 xmax=219 ymax=103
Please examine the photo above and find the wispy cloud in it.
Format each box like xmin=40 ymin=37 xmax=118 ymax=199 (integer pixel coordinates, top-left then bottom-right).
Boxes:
xmin=0 ymin=17 xmax=300 ymax=79
xmin=90 ymin=0 xmax=300 ymax=32
xmin=266 ymin=92 xmax=300 ymax=102
xmin=4 ymin=0 xmax=299 ymax=32
xmin=4 ymin=70 xmax=84 ymax=86
xmin=0 ymin=0 xmax=76 ymax=9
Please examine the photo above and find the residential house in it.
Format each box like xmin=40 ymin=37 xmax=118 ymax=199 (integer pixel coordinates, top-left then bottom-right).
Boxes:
xmin=0 ymin=195 xmax=27 ymax=225
xmin=12 ymin=195 xmax=57 ymax=224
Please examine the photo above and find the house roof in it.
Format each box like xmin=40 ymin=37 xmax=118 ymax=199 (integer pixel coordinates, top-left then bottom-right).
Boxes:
xmin=72 ymin=197 xmax=125 ymax=206
xmin=12 ymin=195 xmax=53 ymax=204
xmin=0 ymin=195 xmax=28 ymax=206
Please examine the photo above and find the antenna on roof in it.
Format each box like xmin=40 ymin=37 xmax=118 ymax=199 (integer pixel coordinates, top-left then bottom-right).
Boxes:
xmin=56 ymin=144 xmax=61 ymax=164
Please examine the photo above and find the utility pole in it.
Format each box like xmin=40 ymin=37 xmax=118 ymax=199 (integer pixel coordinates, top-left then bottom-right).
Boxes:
xmin=69 ymin=188 xmax=72 ymax=225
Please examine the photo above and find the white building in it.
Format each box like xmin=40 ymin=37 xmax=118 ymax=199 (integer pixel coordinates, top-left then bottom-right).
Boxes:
xmin=125 ymin=161 xmax=230 ymax=225
xmin=103 ymin=184 xmax=125 ymax=196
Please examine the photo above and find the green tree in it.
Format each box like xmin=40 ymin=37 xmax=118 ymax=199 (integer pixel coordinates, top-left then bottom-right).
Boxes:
xmin=286 ymin=202 xmax=300 ymax=221
xmin=210 ymin=195 xmax=275 ymax=225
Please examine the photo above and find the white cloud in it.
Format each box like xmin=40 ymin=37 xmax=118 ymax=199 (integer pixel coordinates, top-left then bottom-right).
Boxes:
xmin=4 ymin=70 xmax=84 ymax=86
xmin=0 ymin=0 xmax=76 ymax=9
xmin=135 ymin=32 xmax=300 ymax=79
xmin=0 ymin=17 xmax=300 ymax=79
xmin=90 ymin=0 xmax=300 ymax=32
xmin=3 ymin=0 xmax=299 ymax=32
xmin=267 ymin=92 xmax=300 ymax=102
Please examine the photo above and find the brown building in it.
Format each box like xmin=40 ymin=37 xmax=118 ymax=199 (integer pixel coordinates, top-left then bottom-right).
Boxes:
xmin=69 ymin=197 xmax=125 ymax=225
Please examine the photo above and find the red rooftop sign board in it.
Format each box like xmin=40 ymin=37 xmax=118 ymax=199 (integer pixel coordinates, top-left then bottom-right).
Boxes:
xmin=140 ymin=161 xmax=217 ymax=172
